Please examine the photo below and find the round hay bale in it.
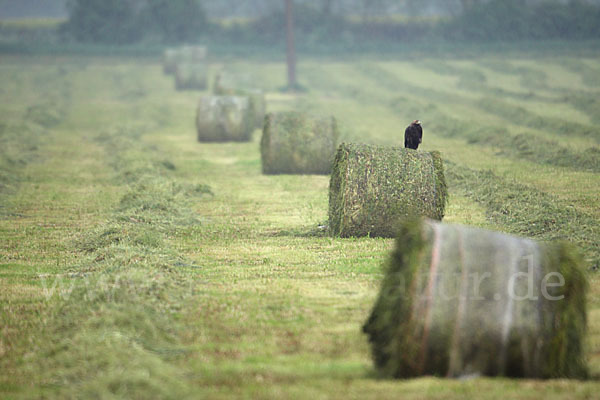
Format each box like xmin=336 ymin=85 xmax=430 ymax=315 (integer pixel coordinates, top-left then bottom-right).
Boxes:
xmin=329 ymin=143 xmax=447 ymax=238
xmin=163 ymin=49 xmax=179 ymax=75
xmin=214 ymin=74 xmax=266 ymax=129
xmin=180 ymin=45 xmax=207 ymax=62
xmin=174 ymin=63 xmax=208 ymax=91
xmin=363 ymin=218 xmax=588 ymax=379
xmin=196 ymin=96 xmax=254 ymax=142
xmin=163 ymin=46 xmax=207 ymax=75
xmin=260 ymin=111 xmax=339 ymax=175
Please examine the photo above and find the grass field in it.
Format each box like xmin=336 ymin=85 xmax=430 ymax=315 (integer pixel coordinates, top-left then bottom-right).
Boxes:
xmin=1 ymin=50 xmax=599 ymax=398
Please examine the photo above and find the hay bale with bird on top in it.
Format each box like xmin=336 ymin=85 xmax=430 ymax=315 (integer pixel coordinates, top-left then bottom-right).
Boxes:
xmin=363 ymin=218 xmax=588 ymax=379
xmin=196 ymin=96 xmax=254 ymax=142
xmin=328 ymin=143 xmax=447 ymax=237
xmin=260 ymin=111 xmax=339 ymax=175
xmin=174 ymin=63 xmax=208 ymax=91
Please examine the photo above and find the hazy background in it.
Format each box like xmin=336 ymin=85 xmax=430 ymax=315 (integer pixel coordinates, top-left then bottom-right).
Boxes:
xmin=1 ymin=0 xmax=600 ymax=53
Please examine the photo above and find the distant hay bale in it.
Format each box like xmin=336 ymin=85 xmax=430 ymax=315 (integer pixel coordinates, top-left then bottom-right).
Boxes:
xmin=163 ymin=49 xmax=179 ymax=75
xmin=163 ymin=46 xmax=207 ymax=75
xmin=214 ymin=74 xmax=266 ymax=128
xmin=174 ymin=63 xmax=207 ymax=91
xmin=196 ymin=96 xmax=254 ymax=142
xmin=180 ymin=45 xmax=207 ymax=62
xmin=329 ymin=143 xmax=447 ymax=237
xmin=260 ymin=111 xmax=339 ymax=175
xmin=363 ymin=218 xmax=588 ymax=379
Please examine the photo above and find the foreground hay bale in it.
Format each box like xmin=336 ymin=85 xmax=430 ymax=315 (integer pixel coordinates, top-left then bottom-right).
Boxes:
xmin=163 ymin=46 xmax=207 ymax=75
xmin=214 ymin=74 xmax=266 ymax=128
xmin=260 ymin=112 xmax=339 ymax=175
xmin=196 ymin=96 xmax=254 ymax=142
xmin=329 ymin=143 xmax=446 ymax=237
xmin=174 ymin=63 xmax=207 ymax=91
xmin=363 ymin=218 xmax=588 ymax=379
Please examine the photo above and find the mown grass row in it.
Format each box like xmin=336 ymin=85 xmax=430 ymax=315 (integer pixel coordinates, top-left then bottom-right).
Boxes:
xmin=21 ymin=126 xmax=212 ymax=398
xmin=560 ymin=59 xmax=600 ymax=88
xmin=352 ymin=63 xmax=600 ymax=171
xmin=446 ymin=163 xmax=599 ymax=269
xmin=0 ymin=69 xmax=70 ymax=196
xmin=388 ymin=95 xmax=600 ymax=172
xmin=418 ymin=60 xmax=600 ymax=139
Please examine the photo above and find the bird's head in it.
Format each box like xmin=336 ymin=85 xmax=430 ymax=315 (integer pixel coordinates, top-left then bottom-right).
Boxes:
xmin=413 ymin=120 xmax=421 ymax=125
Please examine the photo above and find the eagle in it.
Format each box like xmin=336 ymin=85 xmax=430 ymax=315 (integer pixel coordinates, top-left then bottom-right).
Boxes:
xmin=404 ymin=120 xmax=422 ymax=150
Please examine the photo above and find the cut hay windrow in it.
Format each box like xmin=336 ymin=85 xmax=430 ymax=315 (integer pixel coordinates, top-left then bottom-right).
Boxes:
xmin=174 ymin=63 xmax=208 ymax=91
xmin=214 ymin=73 xmax=266 ymax=129
xmin=329 ymin=143 xmax=447 ymax=238
xmin=163 ymin=45 xmax=207 ymax=75
xmin=363 ymin=218 xmax=588 ymax=379
xmin=260 ymin=111 xmax=339 ymax=175
xmin=196 ymin=96 xmax=254 ymax=142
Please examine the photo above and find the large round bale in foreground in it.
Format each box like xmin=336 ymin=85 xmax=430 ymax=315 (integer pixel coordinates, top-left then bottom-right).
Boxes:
xmin=214 ymin=74 xmax=266 ymax=129
xmin=260 ymin=112 xmax=339 ymax=175
xmin=329 ymin=143 xmax=446 ymax=237
xmin=363 ymin=218 xmax=588 ymax=379
xmin=174 ymin=63 xmax=208 ymax=91
xmin=196 ymin=96 xmax=254 ymax=142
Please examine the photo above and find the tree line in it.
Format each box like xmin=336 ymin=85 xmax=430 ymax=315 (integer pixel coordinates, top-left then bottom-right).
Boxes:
xmin=60 ymin=0 xmax=600 ymax=45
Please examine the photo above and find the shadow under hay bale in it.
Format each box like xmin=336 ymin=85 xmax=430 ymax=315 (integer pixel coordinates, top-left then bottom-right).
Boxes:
xmin=329 ymin=143 xmax=446 ymax=238
xmin=214 ymin=74 xmax=266 ymax=129
xmin=260 ymin=111 xmax=339 ymax=175
xmin=196 ymin=96 xmax=254 ymax=142
xmin=363 ymin=218 xmax=588 ymax=379
xmin=163 ymin=46 xmax=207 ymax=75
xmin=174 ymin=63 xmax=207 ymax=91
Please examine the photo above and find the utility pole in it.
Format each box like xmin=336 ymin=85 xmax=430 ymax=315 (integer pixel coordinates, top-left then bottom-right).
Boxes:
xmin=285 ymin=0 xmax=297 ymax=91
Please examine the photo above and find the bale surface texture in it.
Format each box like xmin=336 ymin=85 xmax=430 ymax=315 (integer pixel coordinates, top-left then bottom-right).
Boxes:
xmin=163 ymin=46 xmax=207 ymax=75
xmin=363 ymin=218 xmax=588 ymax=379
xmin=162 ymin=49 xmax=179 ymax=74
xmin=261 ymin=112 xmax=339 ymax=175
xmin=214 ymin=74 xmax=266 ymax=128
xmin=174 ymin=63 xmax=207 ymax=91
xmin=329 ymin=143 xmax=446 ymax=237
xmin=196 ymin=96 xmax=254 ymax=142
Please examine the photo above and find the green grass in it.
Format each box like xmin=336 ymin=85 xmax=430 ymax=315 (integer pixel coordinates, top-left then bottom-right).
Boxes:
xmin=1 ymin=51 xmax=600 ymax=398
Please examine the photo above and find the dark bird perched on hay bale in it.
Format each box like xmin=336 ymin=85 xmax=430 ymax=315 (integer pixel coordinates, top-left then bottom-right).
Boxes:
xmin=405 ymin=120 xmax=423 ymax=150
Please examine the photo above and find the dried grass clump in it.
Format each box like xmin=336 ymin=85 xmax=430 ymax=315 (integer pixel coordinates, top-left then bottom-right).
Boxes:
xmin=329 ymin=143 xmax=447 ymax=237
xmin=196 ymin=96 xmax=254 ymax=142
xmin=260 ymin=111 xmax=339 ymax=175
xmin=363 ymin=218 xmax=588 ymax=379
